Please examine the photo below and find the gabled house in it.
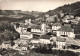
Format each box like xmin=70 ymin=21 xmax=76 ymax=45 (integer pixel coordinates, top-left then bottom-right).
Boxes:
xmin=75 ymin=16 xmax=80 ymax=21
xmin=39 ymin=35 xmax=51 ymax=44
xmin=52 ymin=23 xmax=61 ymax=33
xmin=56 ymin=37 xmax=66 ymax=49
xmin=13 ymin=39 xmax=29 ymax=51
xmin=1 ymin=41 xmax=11 ymax=49
xmin=20 ymin=32 xmax=33 ymax=40
xmin=31 ymin=25 xmax=41 ymax=33
xmin=57 ymin=26 xmax=75 ymax=38
xmin=62 ymin=14 xmax=74 ymax=23
xmin=31 ymin=22 xmax=46 ymax=34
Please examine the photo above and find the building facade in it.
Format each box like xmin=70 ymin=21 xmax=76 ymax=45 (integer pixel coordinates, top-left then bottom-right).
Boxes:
xmin=57 ymin=26 xmax=75 ymax=38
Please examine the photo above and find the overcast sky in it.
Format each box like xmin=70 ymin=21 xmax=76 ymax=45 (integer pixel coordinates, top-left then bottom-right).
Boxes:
xmin=0 ymin=0 xmax=80 ymax=12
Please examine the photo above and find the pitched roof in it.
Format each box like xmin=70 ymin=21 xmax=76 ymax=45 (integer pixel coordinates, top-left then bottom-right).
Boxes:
xmin=58 ymin=26 xmax=73 ymax=32
xmin=40 ymin=35 xmax=51 ymax=39
xmin=52 ymin=23 xmax=61 ymax=26
xmin=21 ymin=32 xmax=31 ymax=35
xmin=56 ymin=37 xmax=66 ymax=42
xmin=31 ymin=25 xmax=41 ymax=29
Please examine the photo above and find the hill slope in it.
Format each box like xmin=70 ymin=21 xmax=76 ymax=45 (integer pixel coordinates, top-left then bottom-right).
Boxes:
xmin=45 ymin=1 xmax=80 ymax=16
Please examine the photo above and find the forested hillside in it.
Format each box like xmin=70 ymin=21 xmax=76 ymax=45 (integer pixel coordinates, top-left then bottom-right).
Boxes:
xmin=45 ymin=1 xmax=80 ymax=16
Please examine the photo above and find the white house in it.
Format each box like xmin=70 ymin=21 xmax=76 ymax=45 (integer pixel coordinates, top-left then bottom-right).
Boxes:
xmin=56 ymin=37 xmax=66 ymax=49
xmin=39 ymin=35 xmax=51 ymax=44
xmin=64 ymin=14 xmax=74 ymax=20
xmin=19 ymin=32 xmax=33 ymax=45
xmin=39 ymin=39 xmax=50 ymax=44
xmin=30 ymin=39 xmax=40 ymax=44
xmin=20 ymin=32 xmax=33 ymax=39
xmin=62 ymin=14 xmax=74 ymax=23
xmin=31 ymin=22 xmax=46 ymax=34
xmin=1 ymin=41 xmax=11 ymax=49
xmin=75 ymin=16 xmax=80 ymax=21
xmin=52 ymin=23 xmax=61 ymax=33
xmin=31 ymin=25 xmax=41 ymax=33
xmin=57 ymin=26 xmax=75 ymax=38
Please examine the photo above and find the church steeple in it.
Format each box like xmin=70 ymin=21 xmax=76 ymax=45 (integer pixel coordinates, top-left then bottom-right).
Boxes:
xmin=41 ymin=22 xmax=46 ymax=34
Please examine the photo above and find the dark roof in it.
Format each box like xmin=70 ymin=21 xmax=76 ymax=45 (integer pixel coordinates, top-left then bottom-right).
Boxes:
xmin=31 ymin=25 xmax=41 ymax=29
xmin=56 ymin=37 xmax=66 ymax=42
xmin=58 ymin=26 xmax=73 ymax=32
xmin=40 ymin=35 xmax=51 ymax=39
xmin=52 ymin=23 xmax=61 ymax=26
xmin=21 ymin=32 xmax=31 ymax=35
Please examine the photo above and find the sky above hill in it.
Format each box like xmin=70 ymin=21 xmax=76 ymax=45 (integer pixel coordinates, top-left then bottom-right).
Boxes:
xmin=0 ymin=0 xmax=80 ymax=12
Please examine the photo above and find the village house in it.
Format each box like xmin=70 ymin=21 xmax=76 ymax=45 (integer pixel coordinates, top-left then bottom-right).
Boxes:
xmin=62 ymin=14 xmax=74 ymax=23
xmin=56 ymin=37 xmax=66 ymax=49
xmin=31 ymin=25 xmax=41 ymax=33
xmin=13 ymin=39 xmax=29 ymax=51
xmin=71 ymin=19 xmax=79 ymax=24
xmin=30 ymin=39 xmax=40 ymax=44
xmin=20 ymin=32 xmax=33 ymax=40
xmin=57 ymin=26 xmax=75 ymax=38
xmin=52 ymin=23 xmax=62 ymax=33
xmin=31 ymin=22 xmax=46 ymax=34
xmin=46 ymin=15 xmax=58 ymax=23
xmin=75 ymin=16 xmax=80 ymax=21
xmin=1 ymin=41 xmax=12 ymax=49
xmin=64 ymin=14 xmax=74 ymax=20
xmin=39 ymin=35 xmax=51 ymax=44
xmin=30 ymin=39 xmax=40 ymax=48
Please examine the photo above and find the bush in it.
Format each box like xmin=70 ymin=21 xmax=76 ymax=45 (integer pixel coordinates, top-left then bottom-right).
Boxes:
xmin=75 ymin=35 xmax=80 ymax=39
